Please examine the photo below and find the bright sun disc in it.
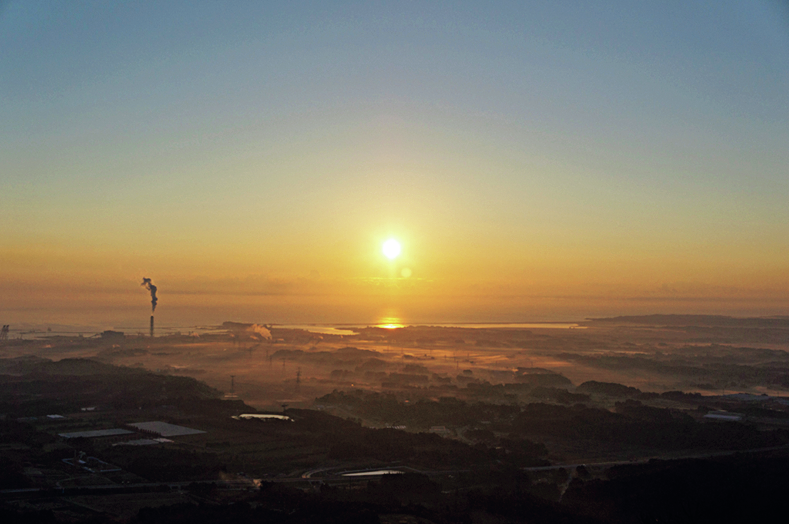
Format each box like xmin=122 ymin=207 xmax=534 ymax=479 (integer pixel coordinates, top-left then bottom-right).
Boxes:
xmin=382 ymin=239 xmax=401 ymax=259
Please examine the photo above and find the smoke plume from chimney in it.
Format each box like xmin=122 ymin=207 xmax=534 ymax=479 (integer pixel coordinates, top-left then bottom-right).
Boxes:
xmin=141 ymin=277 xmax=158 ymax=312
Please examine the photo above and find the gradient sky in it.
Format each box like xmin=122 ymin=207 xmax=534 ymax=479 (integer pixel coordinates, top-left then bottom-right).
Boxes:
xmin=2 ymin=1 xmax=788 ymax=327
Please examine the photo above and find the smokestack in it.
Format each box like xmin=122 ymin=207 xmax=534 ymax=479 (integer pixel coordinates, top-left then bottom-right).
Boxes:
xmin=141 ymin=278 xmax=158 ymax=312
xmin=141 ymin=278 xmax=157 ymax=338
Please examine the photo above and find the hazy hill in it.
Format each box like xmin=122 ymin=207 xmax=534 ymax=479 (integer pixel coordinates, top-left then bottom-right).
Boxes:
xmin=587 ymin=315 xmax=789 ymax=328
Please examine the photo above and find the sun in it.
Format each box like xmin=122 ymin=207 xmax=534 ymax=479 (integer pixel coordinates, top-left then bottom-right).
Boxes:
xmin=382 ymin=239 xmax=401 ymax=260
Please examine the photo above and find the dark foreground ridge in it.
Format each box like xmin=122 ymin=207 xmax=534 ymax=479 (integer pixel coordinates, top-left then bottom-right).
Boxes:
xmin=2 ymin=357 xmax=789 ymax=523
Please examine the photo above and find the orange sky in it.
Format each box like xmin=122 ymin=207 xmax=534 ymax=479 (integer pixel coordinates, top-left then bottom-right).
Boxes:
xmin=2 ymin=2 xmax=788 ymax=327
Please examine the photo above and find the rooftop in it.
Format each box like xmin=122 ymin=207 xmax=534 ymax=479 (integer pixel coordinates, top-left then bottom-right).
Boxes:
xmin=128 ymin=421 xmax=205 ymax=437
xmin=59 ymin=428 xmax=134 ymax=439
xmin=234 ymin=414 xmax=292 ymax=422
xmin=113 ymin=437 xmax=174 ymax=446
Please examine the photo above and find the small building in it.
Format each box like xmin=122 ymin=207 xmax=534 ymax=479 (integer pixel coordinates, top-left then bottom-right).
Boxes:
xmin=62 ymin=456 xmax=121 ymax=473
xmin=703 ymin=411 xmax=743 ymax=422
xmin=59 ymin=428 xmax=134 ymax=439
xmin=113 ymin=437 xmax=173 ymax=447
xmin=234 ymin=414 xmax=292 ymax=422
xmin=127 ymin=421 xmax=205 ymax=437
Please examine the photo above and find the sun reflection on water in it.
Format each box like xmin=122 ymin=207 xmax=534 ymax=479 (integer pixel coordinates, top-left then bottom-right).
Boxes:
xmin=376 ymin=317 xmax=404 ymax=329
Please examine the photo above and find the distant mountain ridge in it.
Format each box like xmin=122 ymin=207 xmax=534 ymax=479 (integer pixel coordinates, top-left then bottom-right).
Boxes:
xmin=587 ymin=314 xmax=789 ymax=328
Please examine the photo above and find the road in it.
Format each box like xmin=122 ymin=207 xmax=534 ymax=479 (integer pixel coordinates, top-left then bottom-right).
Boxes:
xmin=4 ymin=444 xmax=787 ymax=499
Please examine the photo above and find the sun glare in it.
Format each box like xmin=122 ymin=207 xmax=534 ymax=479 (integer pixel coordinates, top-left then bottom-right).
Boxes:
xmin=382 ymin=239 xmax=401 ymax=260
xmin=377 ymin=316 xmax=404 ymax=329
